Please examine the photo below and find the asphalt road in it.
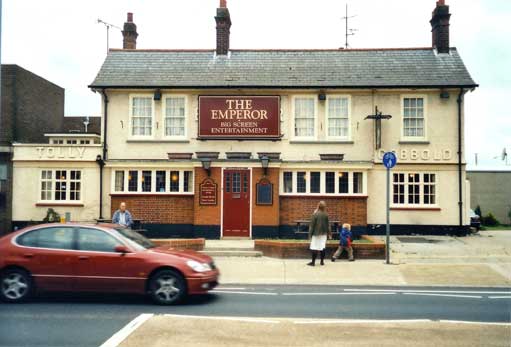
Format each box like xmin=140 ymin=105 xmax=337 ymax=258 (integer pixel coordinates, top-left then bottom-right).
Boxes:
xmin=0 ymin=285 xmax=509 ymax=347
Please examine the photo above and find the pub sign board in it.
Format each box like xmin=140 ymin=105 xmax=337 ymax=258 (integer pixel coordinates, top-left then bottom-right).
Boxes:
xmin=198 ymin=96 xmax=281 ymax=139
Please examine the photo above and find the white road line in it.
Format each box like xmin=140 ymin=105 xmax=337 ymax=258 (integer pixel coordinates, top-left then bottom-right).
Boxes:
xmin=163 ymin=314 xmax=280 ymax=324
xmin=210 ymin=290 xmax=278 ymax=296
xmin=438 ymin=320 xmax=511 ymax=326
xmin=100 ymin=313 xmax=153 ymax=347
xmin=215 ymin=287 xmax=247 ymax=290
xmin=282 ymin=292 xmax=397 ymax=296
xmin=488 ymin=296 xmax=511 ymax=299
xmin=344 ymin=289 xmax=511 ymax=295
xmin=294 ymin=319 xmax=431 ymax=324
xmin=403 ymin=293 xmax=482 ymax=299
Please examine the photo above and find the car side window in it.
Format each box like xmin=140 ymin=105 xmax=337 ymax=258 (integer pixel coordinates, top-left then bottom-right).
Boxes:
xmin=18 ymin=227 xmax=74 ymax=250
xmin=78 ymin=228 xmax=123 ymax=252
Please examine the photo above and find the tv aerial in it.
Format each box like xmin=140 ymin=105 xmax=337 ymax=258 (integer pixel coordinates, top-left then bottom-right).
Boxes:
xmin=97 ymin=19 xmax=122 ymax=54
xmin=341 ymin=4 xmax=358 ymax=49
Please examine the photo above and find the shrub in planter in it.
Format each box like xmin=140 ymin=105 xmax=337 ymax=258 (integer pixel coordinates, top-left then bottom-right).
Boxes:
xmin=481 ymin=212 xmax=499 ymax=226
xmin=474 ymin=205 xmax=482 ymax=218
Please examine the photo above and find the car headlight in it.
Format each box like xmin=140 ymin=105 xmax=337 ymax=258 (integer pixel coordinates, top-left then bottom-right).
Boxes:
xmin=186 ymin=260 xmax=212 ymax=273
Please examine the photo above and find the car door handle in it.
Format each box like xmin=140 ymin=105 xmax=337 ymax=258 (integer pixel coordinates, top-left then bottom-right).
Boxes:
xmin=23 ymin=254 xmax=34 ymax=258
xmin=78 ymin=256 xmax=90 ymax=260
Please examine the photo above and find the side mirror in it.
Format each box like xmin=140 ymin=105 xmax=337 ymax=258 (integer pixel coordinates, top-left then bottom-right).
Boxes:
xmin=115 ymin=245 xmax=131 ymax=254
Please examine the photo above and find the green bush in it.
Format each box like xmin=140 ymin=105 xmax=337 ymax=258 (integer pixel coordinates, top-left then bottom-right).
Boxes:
xmin=481 ymin=212 xmax=499 ymax=226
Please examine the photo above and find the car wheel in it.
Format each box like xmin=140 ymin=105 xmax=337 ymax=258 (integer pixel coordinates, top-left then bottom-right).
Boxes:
xmin=149 ymin=270 xmax=186 ymax=305
xmin=0 ymin=268 xmax=33 ymax=303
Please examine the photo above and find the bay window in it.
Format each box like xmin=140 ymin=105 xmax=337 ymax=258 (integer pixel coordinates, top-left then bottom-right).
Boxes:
xmin=281 ymin=170 xmax=365 ymax=195
xmin=113 ymin=169 xmax=194 ymax=194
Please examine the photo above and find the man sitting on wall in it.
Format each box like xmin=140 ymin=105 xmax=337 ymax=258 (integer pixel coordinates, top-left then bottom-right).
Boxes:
xmin=112 ymin=202 xmax=134 ymax=228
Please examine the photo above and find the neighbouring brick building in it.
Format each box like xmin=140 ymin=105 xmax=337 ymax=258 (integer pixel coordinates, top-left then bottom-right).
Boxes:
xmin=12 ymin=0 xmax=478 ymax=238
xmin=1 ymin=65 xmax=65 ymax=234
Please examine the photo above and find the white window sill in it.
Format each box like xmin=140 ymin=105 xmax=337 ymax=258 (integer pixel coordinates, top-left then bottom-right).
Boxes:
xmin=390 ymin=205 xmax=440 ymax=211
xmin=126 ymin=139 xmax=190 ymax=143
xmin=290 ymin=140 xmax=354 ymax=144
xmin=36 ymin=201 xmax=84 ymax=207
xmin=110 ymin=192 xmax=194 ymax=196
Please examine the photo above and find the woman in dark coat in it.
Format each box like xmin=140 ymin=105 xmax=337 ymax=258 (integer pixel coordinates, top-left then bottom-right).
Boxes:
xmin=308 ymin=201 xmax=332 ymax=266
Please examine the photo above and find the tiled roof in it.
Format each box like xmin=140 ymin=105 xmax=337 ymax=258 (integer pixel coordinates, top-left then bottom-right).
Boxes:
xmin=89 ymin=48 xmax=477 ymax=89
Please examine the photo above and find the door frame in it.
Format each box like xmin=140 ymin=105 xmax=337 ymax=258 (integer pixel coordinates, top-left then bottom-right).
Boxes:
xmin=220 ymin=167 xmax=252 ymax=238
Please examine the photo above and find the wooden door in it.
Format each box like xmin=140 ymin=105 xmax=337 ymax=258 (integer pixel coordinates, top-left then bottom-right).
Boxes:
xmin=223 ymin=169 xmax=250 ymax=237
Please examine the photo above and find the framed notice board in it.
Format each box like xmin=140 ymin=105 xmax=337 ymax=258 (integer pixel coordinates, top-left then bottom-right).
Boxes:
xmin=199 ymin=178 xmax=217 ymax=205
xmin=256 ymin=178 xmax=273 ymax=205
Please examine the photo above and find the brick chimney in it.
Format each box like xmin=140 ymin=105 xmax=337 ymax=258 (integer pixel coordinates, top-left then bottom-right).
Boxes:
xmin=215 ymin=0 xmax=232 ymax=56
xmin=122 ymin=12 xmax=138 ymax=49
xmin=430 ymin=0 xmax=451 ymax=53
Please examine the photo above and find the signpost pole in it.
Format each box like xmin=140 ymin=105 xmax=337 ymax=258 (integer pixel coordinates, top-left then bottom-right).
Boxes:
xmin=386 ymin=166 xmax=390 ymax=264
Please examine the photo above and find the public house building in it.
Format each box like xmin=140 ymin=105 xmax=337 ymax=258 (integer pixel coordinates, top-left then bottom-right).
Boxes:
xmin=11 ymin=0 xmax=478 ymax=238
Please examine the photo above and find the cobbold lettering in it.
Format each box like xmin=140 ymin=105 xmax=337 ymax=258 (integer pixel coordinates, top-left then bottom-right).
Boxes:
xmin=210 ymin=99 xmax=268 ymax=120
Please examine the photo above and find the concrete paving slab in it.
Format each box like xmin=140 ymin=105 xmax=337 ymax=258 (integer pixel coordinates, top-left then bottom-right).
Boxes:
xmin=213 ymin=257 xmax=511 ymax=287
xmin=119 ymin=315 xmax=511 ymax=347
xmin=400 ymin=264 xmax=511 ymax=286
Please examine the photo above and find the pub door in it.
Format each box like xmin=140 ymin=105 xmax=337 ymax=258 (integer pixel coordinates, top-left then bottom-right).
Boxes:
xmin=222 ymin=169 xmax=251 ymax=237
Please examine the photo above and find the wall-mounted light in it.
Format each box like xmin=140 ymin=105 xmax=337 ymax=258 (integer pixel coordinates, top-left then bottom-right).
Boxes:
xmin=201 ymin=158 xmax=212 ymax=176
xmin=440 ymin=89 xmax=450 ymax=99
xmin=318 ymin=92 xmax=326 ymax=101
xmin=260 ymin=155 xmax=270 ymax=176
xmin=154 ymin=89 xmax=162 ymax=101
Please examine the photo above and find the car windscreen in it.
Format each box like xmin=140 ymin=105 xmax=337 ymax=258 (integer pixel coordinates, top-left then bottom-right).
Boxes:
xmin=114 ymin=228 xmax=155 ymax=249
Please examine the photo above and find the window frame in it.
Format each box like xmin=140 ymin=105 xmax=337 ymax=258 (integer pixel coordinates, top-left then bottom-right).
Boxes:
xmin=129 ymin=94 xmax=155 ymax=139
xmin=280 ymin=170 xmax=366 ymax=196
xmin=401 ymin=94 xmax=427 ymax=141
xmin=38 ymin=169 xmax=83 ymax=204
xmin=162 ymin=94 xmax=188 ymax=140
xmin=391 ymin=172 xmax=438 ymax=207
xmin=325 ymin=95 xmax=351 ymax=141
xmin=291 ymin=95 xmax=318 ymax=140
xmin=111 ymin=169 xmax=194 ymax=195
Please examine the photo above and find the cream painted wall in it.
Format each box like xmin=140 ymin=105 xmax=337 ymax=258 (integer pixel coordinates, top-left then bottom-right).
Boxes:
xmin=103 ymin=88 xmax=462 ymax=165
xmin=12 ymin=162 xmax=101 ymax=222
xmin=367 ymin=164 xmax=470 ymax=225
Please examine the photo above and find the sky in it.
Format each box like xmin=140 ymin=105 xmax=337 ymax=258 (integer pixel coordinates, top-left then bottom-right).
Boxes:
xmin=1 ymin=0 xmax=510 ymax=169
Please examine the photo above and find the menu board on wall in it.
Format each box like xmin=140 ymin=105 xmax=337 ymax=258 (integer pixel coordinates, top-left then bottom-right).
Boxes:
xmin=199 ymin=178 xmax=217 ymax=205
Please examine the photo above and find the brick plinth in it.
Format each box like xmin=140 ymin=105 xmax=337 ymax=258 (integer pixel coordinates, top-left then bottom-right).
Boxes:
xmin=111 ymin=195 xmax=194 ymax=224
xmin=279 ymin=196 xmax=368 ymax=226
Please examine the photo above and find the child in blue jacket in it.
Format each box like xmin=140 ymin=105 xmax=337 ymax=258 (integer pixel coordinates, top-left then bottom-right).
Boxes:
xmin=331 ymin=223 xmax=354 ymax=262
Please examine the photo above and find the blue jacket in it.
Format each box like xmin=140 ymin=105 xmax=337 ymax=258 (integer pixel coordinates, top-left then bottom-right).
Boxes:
xmin=339 ymin=228 xmax=352 ymax=247
xmin=112 ymin=209 xmax=134 ymax=228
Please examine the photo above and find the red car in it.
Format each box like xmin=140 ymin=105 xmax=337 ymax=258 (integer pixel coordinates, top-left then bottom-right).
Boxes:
xmin=0 ymin=223 xmax=219 ymax=305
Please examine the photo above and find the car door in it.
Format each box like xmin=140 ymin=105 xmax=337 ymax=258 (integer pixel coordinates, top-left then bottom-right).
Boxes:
xmin=73 ymin=227 xmax=146 ymax=293
xmin=14 ymin=226 xmax=76 ymax=291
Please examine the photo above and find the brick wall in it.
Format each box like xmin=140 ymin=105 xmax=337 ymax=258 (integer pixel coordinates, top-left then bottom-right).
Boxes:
xmin=111 ymin=195 xmax=194 ymax=224
xmin=279 ymin=196 xmax=368 ymax=226
xmin=193 ymin=167 xmax=221 ymax=225
xmin=252 ymin=167 xmax=280 ymax=226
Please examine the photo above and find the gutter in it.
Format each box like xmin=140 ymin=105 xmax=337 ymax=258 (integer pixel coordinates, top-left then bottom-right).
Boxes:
xmin=88 ymin=84 xmax=479 ymax=90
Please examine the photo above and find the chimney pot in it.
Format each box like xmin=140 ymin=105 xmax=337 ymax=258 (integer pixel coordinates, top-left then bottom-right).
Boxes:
xmin=220 ymin=0 xmax=227 ymax=8
xmin=127 ymin=12 xmax=133 ymax=22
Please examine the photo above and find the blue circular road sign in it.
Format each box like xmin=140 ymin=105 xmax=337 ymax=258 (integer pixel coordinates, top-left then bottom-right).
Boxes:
xmin=382 ymin=152 xmax=397 ymax=169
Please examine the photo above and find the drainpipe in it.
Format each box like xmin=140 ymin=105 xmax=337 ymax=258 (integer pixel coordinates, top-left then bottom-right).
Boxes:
xmin=95 ymin=155 xmax=105 ymax=219
xmin=456 ymin=88 xmax=465 ymax=227
xmin=97 ymin=89 xmax=109 ymax=220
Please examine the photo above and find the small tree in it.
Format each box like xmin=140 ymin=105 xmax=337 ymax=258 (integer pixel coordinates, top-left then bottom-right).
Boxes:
xmin=474 ymin=205 xmax=482 ymax=218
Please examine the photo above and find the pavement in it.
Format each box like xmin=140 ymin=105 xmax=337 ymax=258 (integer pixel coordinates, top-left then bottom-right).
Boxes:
xmin=209 ymin=230 xmax=511 ymax=287
xmin=119 ymin=315 xmax=511 ymax=347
